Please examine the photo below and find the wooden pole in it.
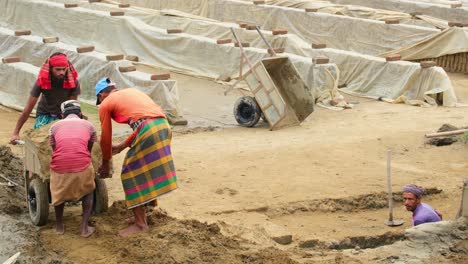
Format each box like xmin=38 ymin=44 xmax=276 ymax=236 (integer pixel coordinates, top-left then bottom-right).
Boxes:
xmin=425 ymin=129 xmax=468 ymax=138
xmin=387 ymin=149 xmax=394 ymax=222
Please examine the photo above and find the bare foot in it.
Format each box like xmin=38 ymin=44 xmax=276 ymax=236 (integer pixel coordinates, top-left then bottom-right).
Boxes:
xmin=118 ymin=224 xmax=149 ymax=237
xmin=124 ymin=213 xmax=152 ymax=225
xmin=55 ymin=224 xmax=65 ymax=235
xmin=81 ymin=226 xmax=96 ymax=238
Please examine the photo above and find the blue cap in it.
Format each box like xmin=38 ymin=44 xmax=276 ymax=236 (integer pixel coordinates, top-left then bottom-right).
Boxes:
xmin=95 ymin=77 xmax=115 ymax=105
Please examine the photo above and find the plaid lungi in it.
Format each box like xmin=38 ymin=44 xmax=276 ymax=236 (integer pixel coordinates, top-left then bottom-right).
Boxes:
xmin=121 ymin=118 xmax=177 ymax=209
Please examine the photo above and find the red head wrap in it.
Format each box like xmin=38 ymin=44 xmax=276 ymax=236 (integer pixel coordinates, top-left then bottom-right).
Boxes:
xmin=36 ymin=54 xmax=78 ymax=90
xmin=49 ymin=54 xmax=68 ymax=67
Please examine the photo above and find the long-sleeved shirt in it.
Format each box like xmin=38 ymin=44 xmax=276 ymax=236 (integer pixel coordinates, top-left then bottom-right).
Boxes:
xmin=49 ymin=114 xmax=96 ymax=173
xmin=98 ymin=88 xmax=166 ymax=161
xmin=413 ymin=203 xmax=441 ymax=226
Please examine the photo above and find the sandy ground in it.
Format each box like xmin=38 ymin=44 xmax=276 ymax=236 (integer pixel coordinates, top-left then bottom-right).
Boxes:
xmin=0 ymin=72 xmax=467 ymax=263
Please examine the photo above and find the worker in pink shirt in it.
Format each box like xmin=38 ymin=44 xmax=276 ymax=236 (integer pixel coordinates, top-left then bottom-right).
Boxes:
xmin=49 ymin=100 xmax=97 ymax=237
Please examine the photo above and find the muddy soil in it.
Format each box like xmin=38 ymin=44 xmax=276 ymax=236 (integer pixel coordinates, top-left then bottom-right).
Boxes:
xmin=0 ymin=146 xmax=64 ymax=263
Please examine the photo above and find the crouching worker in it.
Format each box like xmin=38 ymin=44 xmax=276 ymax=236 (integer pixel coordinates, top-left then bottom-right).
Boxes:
xmin=95 ymin=77 xmax=178 ymax=237
xmin=49 ymin=100 xmax=97 ymax=237
xmin=403 ymin=184 xmax=442 ymax=226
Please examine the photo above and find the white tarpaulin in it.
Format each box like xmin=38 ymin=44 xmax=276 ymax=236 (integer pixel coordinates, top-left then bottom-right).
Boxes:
xmin=234 ymin=0 xmax=450 ymax=29
xmin=327 ymin=0 xmax=468 ymax=23
xmin=380 ymin=27 xmax=468 ymax=60
xmin=0 ymin=27 xmax=182 ymax=119
xmin=0 ymin=0 xmax=340 ymax=107
xmin=118 ymin=0 xmax=442 ymax=56
xmin=2 ymin=0 xmax=458 ymax=107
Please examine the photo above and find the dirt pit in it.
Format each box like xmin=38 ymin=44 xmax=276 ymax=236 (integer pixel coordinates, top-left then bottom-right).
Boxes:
xmin=38 ymin=201 xmax=298 ymax=264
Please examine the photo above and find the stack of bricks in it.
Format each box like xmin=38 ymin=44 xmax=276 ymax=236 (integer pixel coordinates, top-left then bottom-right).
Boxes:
xmin=385 ymin=54 xmax=401 ymax=62
xmin=267 ymin=48 xmax=285 ymax=55
xmin=126 ymin=55 xmax=139 ymax=62
xmin=167 ymin=29 xmax=183 ymax=34
xmin=216 ymin=38 xmax=232 ymax=45
xmin=64 ymin=3 xmax=78 ymax=8
xmin=235 ymin=42 xmax=250 ymax=47
xmin=42 ymin=37 xmax=59 ymax=44
xmin=313 ymin=56 xmax=329 ymax=64
xmin=2 ymin=57 xmax=21 ymax=64
xmin=110 ymin=11 xmax=125 ymax=16
xmin=119 ymin=66 xmax=136 ymax=72
xmin=106 ymin=54 xmax=124 ymax=61
xmin=151 ymin=73 xmax=171 ymax=80
xmin=76 ymin=46 xmax=95 ymax=53
xmin=385 ymin=19 xmax=400 ymax=25
xmin=311 ymin=43 xmax=326 ymax=49
xmin=14 ymin=30 xmax=31 ymax=36
xmin=272 ymin=29 xmax=287 ymax=35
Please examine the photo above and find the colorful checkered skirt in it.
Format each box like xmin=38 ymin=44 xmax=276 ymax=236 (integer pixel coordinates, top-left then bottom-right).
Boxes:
xmin=121 ymin=118 xmax=177 ymax=209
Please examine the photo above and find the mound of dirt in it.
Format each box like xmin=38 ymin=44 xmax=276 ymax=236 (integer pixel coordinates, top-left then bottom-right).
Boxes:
xmin=426 ymin=123 xmax=462 ymax=147
xmin=0 ymin=145 xmax=26 ymax=215
xmin=40 ymin=201 xmax=299 ymax=264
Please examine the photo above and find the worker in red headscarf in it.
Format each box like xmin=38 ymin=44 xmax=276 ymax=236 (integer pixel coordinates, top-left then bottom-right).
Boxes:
xmin=10 ymin=52 xmax=80 ymax=144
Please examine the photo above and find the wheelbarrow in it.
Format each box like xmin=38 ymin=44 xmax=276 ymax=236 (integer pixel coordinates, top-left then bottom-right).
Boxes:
xmin=21 ymin=137 xmax=109 ymax=226
xmin=230 ymin=27 xmax=314 ymax=130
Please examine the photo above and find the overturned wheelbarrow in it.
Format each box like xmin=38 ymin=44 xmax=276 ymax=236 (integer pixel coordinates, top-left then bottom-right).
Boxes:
xmin=231 ymin=28 xmax=314 ymax=130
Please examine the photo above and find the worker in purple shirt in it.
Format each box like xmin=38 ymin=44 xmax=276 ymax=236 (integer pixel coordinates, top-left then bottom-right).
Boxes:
xmin=403 ymin=184 xmax=442 ymax=226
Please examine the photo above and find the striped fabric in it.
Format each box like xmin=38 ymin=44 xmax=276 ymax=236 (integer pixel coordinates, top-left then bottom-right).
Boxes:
xmin=34 ymin=114 xmax=60 ymax=129
xmin=121 ymin=118 xmax=177 ymax=209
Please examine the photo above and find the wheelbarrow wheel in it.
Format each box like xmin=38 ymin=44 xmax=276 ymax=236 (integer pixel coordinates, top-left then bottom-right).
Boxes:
xmin=27 ymin=178 xmax=49 ymax=226
xmin=93 ymin=179 xmax=108 ymax=214
xmin=233 ymin=96 xmax=261 ymax=127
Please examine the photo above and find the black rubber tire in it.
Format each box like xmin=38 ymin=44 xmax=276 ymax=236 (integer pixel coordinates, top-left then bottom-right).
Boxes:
xmin=94 ymin=179 xmax=109 ymax=214
xmin=27 ymin=178 xmax=49 ymax=226
xmin=233 ymin=96 xmax=261 ymax=127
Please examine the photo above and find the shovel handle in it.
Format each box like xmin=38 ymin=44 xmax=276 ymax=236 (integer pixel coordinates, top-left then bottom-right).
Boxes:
xmin=387 ymin=149 xmax=394 ymax=221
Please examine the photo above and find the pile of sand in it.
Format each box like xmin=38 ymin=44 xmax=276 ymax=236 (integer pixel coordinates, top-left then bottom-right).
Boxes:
xmin=39 ymin=201 xmax=299 ymax=264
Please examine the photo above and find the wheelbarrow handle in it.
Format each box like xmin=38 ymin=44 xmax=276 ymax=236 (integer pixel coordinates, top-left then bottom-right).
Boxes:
xmin=255 ymin=26 xmax=276 ymax=57
xmin=230 ymin=28 xmax=255 ymax=72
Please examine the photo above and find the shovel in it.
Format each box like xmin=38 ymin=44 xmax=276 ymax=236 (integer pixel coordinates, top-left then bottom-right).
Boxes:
xmin=385 ymin=149 xmax=404 ymax=226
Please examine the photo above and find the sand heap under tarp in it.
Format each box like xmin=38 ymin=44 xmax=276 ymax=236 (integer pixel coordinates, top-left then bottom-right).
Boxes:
xmin=24 ymin=121 xmax=112 ymax=179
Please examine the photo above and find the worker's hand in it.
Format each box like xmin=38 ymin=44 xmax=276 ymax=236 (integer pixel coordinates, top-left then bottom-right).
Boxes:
xmin=112 ymin=142 xmax=127 ymax=155
xmin=436 ymin=210 xmax=443 ymax=220
xmin=97 ymin=160 xmax=111 ymax=179
xmin=9 ymin=134 xmax=20 ymax=145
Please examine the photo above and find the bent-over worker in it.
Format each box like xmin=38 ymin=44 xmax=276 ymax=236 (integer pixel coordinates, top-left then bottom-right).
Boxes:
xmin=49 ymin=100 xmax=96 ymax=237
xmin=95 ymin=77 xmax=178 ymax=237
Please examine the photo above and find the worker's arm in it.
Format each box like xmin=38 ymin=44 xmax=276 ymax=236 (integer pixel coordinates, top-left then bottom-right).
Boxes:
xmin=98 ymin=105 xmax=113 ymax=178
xmin=87 ymin=123 xmax=97 ymax=153
xmin=69 ymin=80 xmax=80 ymax=100
xmin=10 ymin=95 xmax=39 ymax=144
xmin=49 ymin=124 xmax=56 ymax=151
xmin=112 ymin=132 xmax=136 ymax=155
